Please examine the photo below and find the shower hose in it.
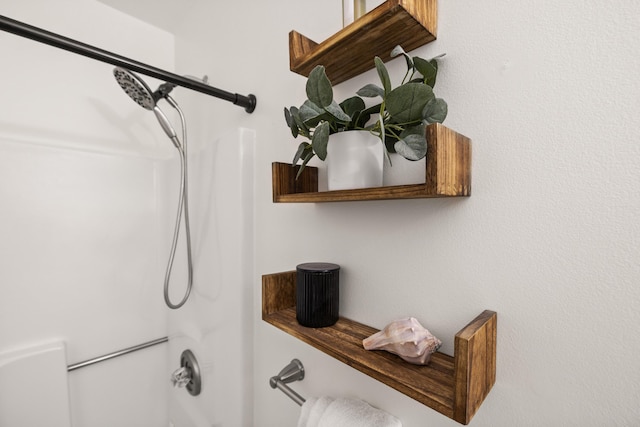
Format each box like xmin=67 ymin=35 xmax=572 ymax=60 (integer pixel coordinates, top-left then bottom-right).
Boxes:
xmin=163 ymin=95 xmax=193 ymax=309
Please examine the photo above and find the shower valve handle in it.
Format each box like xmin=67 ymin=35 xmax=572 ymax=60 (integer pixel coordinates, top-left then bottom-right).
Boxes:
xmin=171 ymin=349 xmax=202 ymax=396
xmin=171 ymin=366 xmax=191 ymax=388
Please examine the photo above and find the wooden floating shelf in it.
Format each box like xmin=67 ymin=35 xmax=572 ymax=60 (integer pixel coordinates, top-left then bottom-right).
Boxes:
xmin=262 ymin=271 xmax=496 ymax=425
xmin=290 ymin=0 xmax=438 ymax=85
xmin=273 ymin=123 xmax=471 ymax=203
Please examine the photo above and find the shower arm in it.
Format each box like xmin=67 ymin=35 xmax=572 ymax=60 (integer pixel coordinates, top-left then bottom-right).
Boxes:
xmin=0 ymin=14 xmax=256 ymax=113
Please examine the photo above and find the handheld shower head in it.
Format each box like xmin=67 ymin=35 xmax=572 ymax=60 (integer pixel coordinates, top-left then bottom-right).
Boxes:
xmin=113 ymin=67 xmax=156 ymax=110
xmin=113 ymin=67 xmax=180 ymax=146
xmin=112 ymin=67 xmax=193 ymax=310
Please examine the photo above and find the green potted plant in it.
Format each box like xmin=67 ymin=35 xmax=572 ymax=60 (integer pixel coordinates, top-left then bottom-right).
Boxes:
xmin=284 ymin=45 xmax=448 ymax=188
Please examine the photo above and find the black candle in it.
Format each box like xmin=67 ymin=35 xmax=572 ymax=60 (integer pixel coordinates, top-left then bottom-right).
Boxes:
xmin=296 ymin=263 xmax=340 ymax=328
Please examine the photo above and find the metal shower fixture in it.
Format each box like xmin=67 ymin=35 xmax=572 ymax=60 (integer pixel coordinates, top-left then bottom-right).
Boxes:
xmin=171 ymin=349 xmax=202 ymax=396
xmin=113 ymin=67 xmax=194 ymax=310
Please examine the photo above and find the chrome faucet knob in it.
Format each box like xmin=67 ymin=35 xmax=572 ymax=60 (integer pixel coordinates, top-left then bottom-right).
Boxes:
xmin=171 ymin=350 xmax=202 ymax=396
xmin=171 ymin=366 xmax=191 ymax=388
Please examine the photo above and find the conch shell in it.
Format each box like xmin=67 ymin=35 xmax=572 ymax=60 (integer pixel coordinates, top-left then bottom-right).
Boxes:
xmin=362 ymin=317 xmax=442 ymax=365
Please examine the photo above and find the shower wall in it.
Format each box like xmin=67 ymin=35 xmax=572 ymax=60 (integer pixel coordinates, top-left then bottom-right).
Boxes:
xmin=0 ymin=1 xmax=175 ymax=425
xmin=167 ymin=127 xmax=255 ymax=427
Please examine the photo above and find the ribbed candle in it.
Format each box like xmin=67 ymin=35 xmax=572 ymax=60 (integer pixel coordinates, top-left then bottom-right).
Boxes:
xmin=296 ymin=263 xmax=340 ymax=328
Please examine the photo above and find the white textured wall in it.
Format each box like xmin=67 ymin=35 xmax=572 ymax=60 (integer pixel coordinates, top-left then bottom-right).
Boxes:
xmin=153 ymin=0 xmax=640 ymax=425
xmin=237 ymin=0 xmax=638 ymax=425
xmin=0 ymin=1 xmax=175 ymax=425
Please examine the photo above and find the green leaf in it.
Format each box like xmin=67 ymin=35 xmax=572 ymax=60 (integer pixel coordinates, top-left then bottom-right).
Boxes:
xmin=363 ymin=103 xmax=382 ymax=116
xmin=352 ymin=110 xmax=372 ymax=129
xmin=300 ymin=101 xmax=332 ymax=129
xmin=324 ymin=100 xmax=351 ymax=122
xmin=306 ymin=66 xmax=333 ymax=108
xmin=289 ymin=122 xmax=299 ymax=138
xmin=395 ymin=124 xmax=427 ymax=160
xmin=422 ymin=98 xmax=448 ymax=124
xmin=291 ymin=107 xmax=309 ymax=134
xmin=400 ymin=123 xmax=426 ymax=139
xmin=341 ymin=97 xmax=368 ymax=130
xmin=394 ymin=131 xmax=427 ymax=161
xmin=424 ymin=54 xmax=445 ymax=87
xmin=357 ymin=83 xmax=385 ymax=98
xmin=285 ymin=107 xmax=299 ymax=138
xmin=300 ymin=102 xmax=332 ymax=129
xmin=292 ymin=142 xmax=311 ymax=165
xmin=340 ymin=96 xmax=366 ymax=117
xmin=299 ymin=100 xmax=324 ymax=122
xmin=391 ymin=45 xmax=413 ymax=70
xmin=374 ymin=57 xmax=391 ymax=95
xmin=413 ymin=57 xmax=437 ymax=87
xmin=295 ymin=150 xmax=316 ymax=179
xmin=390 ymin=45 xmax=405 ymax=58
xmin=284 ymin=107 xmax=293 ymax=127
xmin=311 ymin=121 xmax=330 ymax=160
xmin=386 ymin=83 xmax=435 ymax=124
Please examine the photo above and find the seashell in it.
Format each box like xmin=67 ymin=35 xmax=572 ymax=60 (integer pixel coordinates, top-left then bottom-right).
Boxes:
xmin=362 ymin=317 xmax=442 ymax=365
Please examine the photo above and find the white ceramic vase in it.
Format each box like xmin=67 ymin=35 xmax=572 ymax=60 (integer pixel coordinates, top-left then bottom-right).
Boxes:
xmin=327 ymin=131 xmax=383 ymax=191
xmin=383 ymin=154 xmax=426 ymax=187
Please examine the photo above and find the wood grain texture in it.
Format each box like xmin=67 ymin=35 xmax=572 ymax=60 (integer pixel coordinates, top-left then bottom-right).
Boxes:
xmin=289 ymin=0 xmax=437 ymax=84
xmin=271 ymin=163 xmax=318 ymax=202
xmin=453 ymin=310 xmax=497 ymax=424
xmin=261 ymin=271 xmax=496 ymax=424
xmin=273 ymin=124 xmax=471 ymax=203
xmin=262 ymin=270 xmax=297 ymax=317
xmin=426 ymin=123 xmax=472 ymax=197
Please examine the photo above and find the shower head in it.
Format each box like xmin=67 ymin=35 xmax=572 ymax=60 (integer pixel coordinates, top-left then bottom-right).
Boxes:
xmin=113 ymin=67 xmax=156 ymax=110
xmin=113 ymin=67 xmax=180 ymax=146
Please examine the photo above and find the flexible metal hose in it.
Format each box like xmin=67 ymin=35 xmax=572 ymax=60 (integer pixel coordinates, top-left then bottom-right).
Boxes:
xmin=163 ymin=96 xmax=193 ymax=309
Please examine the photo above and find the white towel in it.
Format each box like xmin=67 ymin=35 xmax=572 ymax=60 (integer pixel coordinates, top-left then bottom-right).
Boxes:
xmin=298 ymin=396 xmax=402 ymax=427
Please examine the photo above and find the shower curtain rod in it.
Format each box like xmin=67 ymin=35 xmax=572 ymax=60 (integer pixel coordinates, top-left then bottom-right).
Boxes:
xmin=0 ymin=14 xmax=256 ymax=113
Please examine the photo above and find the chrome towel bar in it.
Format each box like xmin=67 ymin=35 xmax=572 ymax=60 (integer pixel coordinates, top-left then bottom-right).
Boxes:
xmin=270 ymin=359 xmax=306 ymax=406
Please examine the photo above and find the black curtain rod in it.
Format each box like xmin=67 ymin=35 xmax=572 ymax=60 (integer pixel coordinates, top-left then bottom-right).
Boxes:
xmin=0 ymin=14 xmax=256 ymax=113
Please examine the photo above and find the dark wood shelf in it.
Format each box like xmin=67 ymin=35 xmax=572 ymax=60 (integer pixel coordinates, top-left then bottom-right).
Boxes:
xmin=262 ymin=271 xmax=496 ymax=424
xmin=289 ymin=0 xmax=438 ymax=85
xmin=273 ymin=124 xmax=471 ymax=203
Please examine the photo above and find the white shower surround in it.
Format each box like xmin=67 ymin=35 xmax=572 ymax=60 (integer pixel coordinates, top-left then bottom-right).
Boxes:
xmin=0 ymin=1 xmax=254 ymax=426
